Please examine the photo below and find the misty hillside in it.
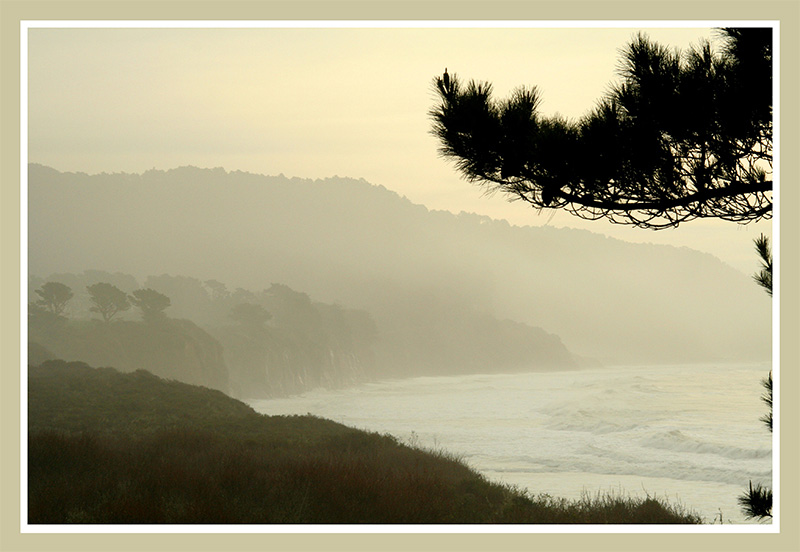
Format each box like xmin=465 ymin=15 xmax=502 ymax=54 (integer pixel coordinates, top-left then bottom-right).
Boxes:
xmin=29 ymin=270 xmax=576 ymax=397
xmin=28 ymin=312 xmax=229 ymax=392
xmin=28 ymin=164 xmax=771 ymax=364
xmin=28 ymin=273 xmax=381 ymax=396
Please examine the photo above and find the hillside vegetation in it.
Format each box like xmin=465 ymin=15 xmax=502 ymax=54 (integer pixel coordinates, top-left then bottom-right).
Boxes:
xmin=28 ymin=361 xmax=702 ymax=524
xmin=28 ymin=164 xmax=770 ymax=364
xmin=28 ymin=315 xmax=229 ymax=392
xmin=29 ymin=270 xmax=577 ymax=398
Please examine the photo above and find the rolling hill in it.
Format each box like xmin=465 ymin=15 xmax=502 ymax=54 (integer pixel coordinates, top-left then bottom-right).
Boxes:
xmin=28 ymin=164 xmax=771 ymax=365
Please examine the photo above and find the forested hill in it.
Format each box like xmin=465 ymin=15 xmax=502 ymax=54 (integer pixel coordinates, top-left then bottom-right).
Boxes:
xmin=29 ymin=271 xmax=576 ymax=398
xmin=28 ymin=164 xmax=770 ymax=364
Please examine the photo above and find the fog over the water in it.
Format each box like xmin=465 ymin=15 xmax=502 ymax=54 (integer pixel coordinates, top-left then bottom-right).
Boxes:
xmin=252 ymin=362 xmax=773 ymax=524
xmin=29 ymin=165 xmax=770 ymax=366
xmin=25 ymin=25 xmax=775 ymax=526
xmin=26 ymin=25 xmax=773 ymax=373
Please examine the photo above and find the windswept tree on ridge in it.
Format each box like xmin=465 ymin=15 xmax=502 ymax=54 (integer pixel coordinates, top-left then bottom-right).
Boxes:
xmin=34 ymin=282 xmax=74 ymax=317
xmin=205 ymin=279 xmax=230 ymax=301
xmin=87 ymin=282 xmax=131 ymax=322
xmin=128 ymin=288 xmax=171 ymax=322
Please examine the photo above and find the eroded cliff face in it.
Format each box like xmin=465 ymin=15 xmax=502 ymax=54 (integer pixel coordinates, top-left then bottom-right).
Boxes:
xmin=29 ymin=316 xmax=229 ymax=393
xmin=28 ymin=272 xmax=580 ymax=401
xmin=212 ymin=325 xmax=374 ymax=399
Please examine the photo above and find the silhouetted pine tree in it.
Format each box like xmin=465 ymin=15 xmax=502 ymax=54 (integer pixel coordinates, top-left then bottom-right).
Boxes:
xmin=738 ymin=234 xmax=773 ymax=520
xmin=430 ymin=28 xmax=772 ymax=229
xmin=431 ymin=26 xmax=775 ymax=522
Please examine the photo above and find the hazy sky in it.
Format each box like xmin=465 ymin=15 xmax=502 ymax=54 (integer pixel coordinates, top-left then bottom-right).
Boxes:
xmin=27 ymin=23 xmax=773 ymax=274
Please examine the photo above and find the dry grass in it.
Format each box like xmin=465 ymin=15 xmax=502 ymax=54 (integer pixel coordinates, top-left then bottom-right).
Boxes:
xmin=28 ymin=360 xmax=703 ymax=524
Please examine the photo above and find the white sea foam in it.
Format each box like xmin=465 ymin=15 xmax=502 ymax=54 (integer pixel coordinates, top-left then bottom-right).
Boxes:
xmin=641 ymin=429 xmax=771 ymax=460
xmin=249 ymin=362 xmax=773 ymax=524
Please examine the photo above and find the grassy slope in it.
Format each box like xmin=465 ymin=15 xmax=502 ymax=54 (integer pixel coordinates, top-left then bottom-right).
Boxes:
xmin=28 ymin=360 xmax=702 ymax=524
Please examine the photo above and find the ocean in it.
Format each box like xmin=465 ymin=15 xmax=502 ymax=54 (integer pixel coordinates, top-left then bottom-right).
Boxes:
xmin=248 ymin=362 xmax=774 ymax=525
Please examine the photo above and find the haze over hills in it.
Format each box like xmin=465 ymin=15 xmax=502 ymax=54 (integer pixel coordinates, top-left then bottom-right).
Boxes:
xmin=28 ymin=163 xmax=771 ymax=365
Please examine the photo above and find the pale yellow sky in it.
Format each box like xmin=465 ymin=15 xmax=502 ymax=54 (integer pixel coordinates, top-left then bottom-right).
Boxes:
xmin=27 ymin=25 xmax=773 ymax=274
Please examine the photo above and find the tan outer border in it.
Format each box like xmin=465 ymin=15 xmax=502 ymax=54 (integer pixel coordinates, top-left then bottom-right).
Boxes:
xmin=2 ymin=2 xmax=798 ymax=551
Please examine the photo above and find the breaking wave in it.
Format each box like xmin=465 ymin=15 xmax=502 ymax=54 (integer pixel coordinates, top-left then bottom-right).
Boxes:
xmin=641 ymin=429 xmax=771 ymax=460
xmin=251 ymin=362 xmax=774 ymax=523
